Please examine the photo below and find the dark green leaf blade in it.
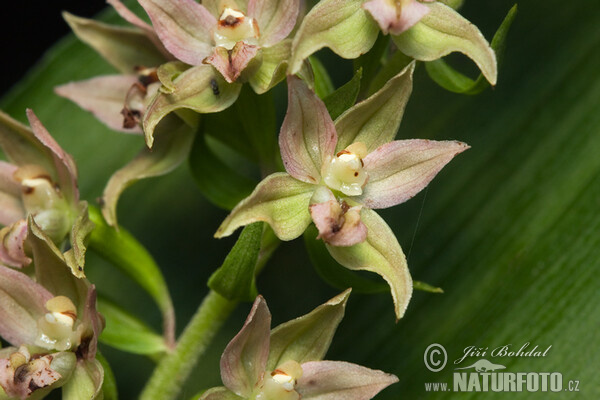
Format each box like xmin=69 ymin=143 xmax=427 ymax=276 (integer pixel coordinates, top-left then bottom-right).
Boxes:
xmin=323 ymin=68 xmax=362 ymax=120
xmin=208 ymin=222 xmax=263 ymax=302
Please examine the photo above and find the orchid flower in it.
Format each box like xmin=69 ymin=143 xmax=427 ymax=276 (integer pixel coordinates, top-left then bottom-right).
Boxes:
xmin=137 ymin=0 xmax=301 ymax=142
xmin=0 ymin=110 xmax=92 ymax=277
xmin=216 ymin=64 xmax=468 ymax=319
xmin=201 ymin=291 xmax=398 ymax=400
xmin=0 ymin=218 xmax=104 ymax=399
xmin=289 ymin=0 xmax=497 ymax=86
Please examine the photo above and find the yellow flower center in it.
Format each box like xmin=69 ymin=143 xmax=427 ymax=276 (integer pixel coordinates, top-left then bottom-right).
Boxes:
xmin=214 ymin=7 xmax=259 ymax=50
xmin=255 ymin=360 xmax=303 ymax=400
xmin=323 ymin=142 xmax=369 ymax=196
xmin=35 ymin=296 xmax=81 ymax=351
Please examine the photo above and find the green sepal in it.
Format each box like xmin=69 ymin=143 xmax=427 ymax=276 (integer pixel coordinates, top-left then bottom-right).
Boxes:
xmin=368 ymin=51 xmax=413 ymax=95
xmin=323 ymin=68 xmax=362 ymax=120
xmin=97 ymin=297 xmax=167 ymax=356
xmin=87 ymin=206 xmax=175 ymax=344
xmin=425 ymin=5 xmax=518 ymax=94
xmin=157 ymin=61 xmax=190 ymax=94
xmin=143 ymin=65 xmax=241 ymax=148
xmin=393 ymin=2 xmax=498 ymax=85
xmin=95 ymin=352 xmax=118 ymax=400
xmin=248 ymin=39 xmax=291 ymax=95
xmin=64 ymin=201 xmax=95 ymax=278
xmin=63 ymin=12 xmax=166 ymax=74
xmin=289 ymin=0 xmax=379 ymax=74
xmin=208 ymin=223 xmax=263 ymax=302
xmin=304 ymin=224 xmax=388 ymax=294
xmin=308 ymin=56 xmax=335 ymax=99
xmin=267 ymin=289 xmax=351 ymax=371
xmin=325 ymin=209 xmax=412 ymax=320
xmin=413 ymin=281 xmax=444 ymax=294
xmin=62 ymin=359 xmax=104 ymax=400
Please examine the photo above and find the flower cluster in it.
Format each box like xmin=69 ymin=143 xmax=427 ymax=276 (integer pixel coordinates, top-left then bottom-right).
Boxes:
xmin=0 ymin=0 xmax=504 ymax=398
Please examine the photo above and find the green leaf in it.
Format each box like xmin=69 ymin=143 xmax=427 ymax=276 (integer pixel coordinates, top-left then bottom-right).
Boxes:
xmin=323 ymin=68 xmax=362 ymax=120
xmin=62 ymin=359 xmax=104 ymax=400
xmin=208 ymin=222 xmax=263 ymax=302
xmin=425 ymin=4 xmax=518 ymax=94
xmin=97 ymin=297 xmax=167 ymax=355
xmin=189 ymin=133 xmax=257 ymax=211
xmin=87 ymin=205 xmax=175 ymax=346
xmin=304 ymin=224 xmax=388 ymax=294
xmin=367 ymin=50 xmax=413 ymax=95
xmin=95 ymin=352 xmax=118 ymax=400
xmin=308 ymin=56 xmax=335 ymax=99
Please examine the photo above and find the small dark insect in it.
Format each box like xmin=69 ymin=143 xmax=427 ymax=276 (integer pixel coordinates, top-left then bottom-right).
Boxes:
xmin=210 ymin=78 xmax=220 ymax=96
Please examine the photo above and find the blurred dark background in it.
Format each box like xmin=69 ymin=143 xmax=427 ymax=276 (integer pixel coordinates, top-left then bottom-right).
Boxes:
xmin=0 ymin=1 xmax=106 ymax=94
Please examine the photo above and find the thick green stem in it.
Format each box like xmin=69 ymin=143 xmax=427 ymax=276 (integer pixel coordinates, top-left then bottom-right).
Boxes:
xmin=139 ymin=291 xmax=237 ymax=400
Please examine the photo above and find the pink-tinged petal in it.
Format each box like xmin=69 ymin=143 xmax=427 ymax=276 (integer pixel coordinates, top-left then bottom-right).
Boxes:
xmin=248 ymin=0 xmax=300 ymax=46
xmin=55 ymin=75 xmax=142 ymax=134
xmin=309 ymin=187 xmax=367 ymax=247
xmin=0 ymin=192 xmax=24 ymax=227
xmin=0 ymin=220 xmax=31 ymax=268
xmin=359 ymin=139 xmax=469 ymax=209
xmin=0 ymin=350 xmax=72 ymax=399
xmin=0 ymin=264 xmax=53 ymax=346
xmin=204 ymin=42 xmax=260 ymax=83
xmin=363 ymin=0 xmax=430 ymax=35
xmin=77 ymin=285 xmax=102 ymax=360
xmin=0 ymin=161 xmax=20 ymax=197
xmin=297 ymin=360 xmax=398 ymax=400
xmin=280 ymin=76 xmax=337 ymax=184
xmin=26 ymin=110 xmax=79 ymax=203
xmin=215 ymin=173 xmax=315 ymax=241
xmin=139 ymin=0 xmax=217 ymax=65
xmin=326 ymin=209 xmax=412 ymax=319
xmin=221 ymin=296 xmax=271 ymax=397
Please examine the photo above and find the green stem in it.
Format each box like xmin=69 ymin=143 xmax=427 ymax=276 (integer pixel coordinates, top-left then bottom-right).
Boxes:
xmin=139 ymin=291 xmax=237 ymax=400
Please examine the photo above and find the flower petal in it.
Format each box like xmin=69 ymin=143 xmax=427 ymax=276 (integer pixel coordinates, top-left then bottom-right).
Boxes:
xmin=63 ymin=12 xmax=167 ymax=74
xmin=221 ymin=296 xmax=271 ymax=397
xmin=393 ymin=2 xmax=497 ymax=85
xmin=309 ymin=187 xmax=367 ymax=247
xmin=26 ymin=110 xmax=79 ymax=204
xmin=326 ymin=209 xmax=412 ymax=320
xmin=143 ymin=65 xmax=240 ymax=148
xmin=204 ymin=42 xmax=260 ymax=83
xmin=335 ymin=62 xmax=415 ymax=153
xmin=139 ymin=0 xmax=216 ymax=65
xmin=359 ymin=139 xmax=469 ymax=209
xmin=288 ymin=0 xmax=379 ymax=74
xmin=0 ymin=220 xmax=30 ymax=268
xmin=0 ymin=264 xmax=53 ymax=346
xmin=363 ymin=0 xmax=430 ymax=35
xmin=267 ymin=289 xmax=351 ymax=371
xmin=0 ymin=349 xmax=76 ymax=399
xmin=102 ymin=116 xmax=194 ymax=226
xmin=55 ymin=75 xmax=142 ymax=134
xmin=63 ymin=202 xmax=95 ymax=278
xmin=280 ymin=76 xmax=337 ymax=184
xmin=215 ymin=173 xmax=315 ymax=241
xmin=0 ymin=192 xmax=23 ymax=227
xmin=297 ymin=360 xmax=398 ymax=400
xmin=248 ymin=0 xmax=299 ymax=46
xmin=248 ymin=39 xmax=291 ymax=94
